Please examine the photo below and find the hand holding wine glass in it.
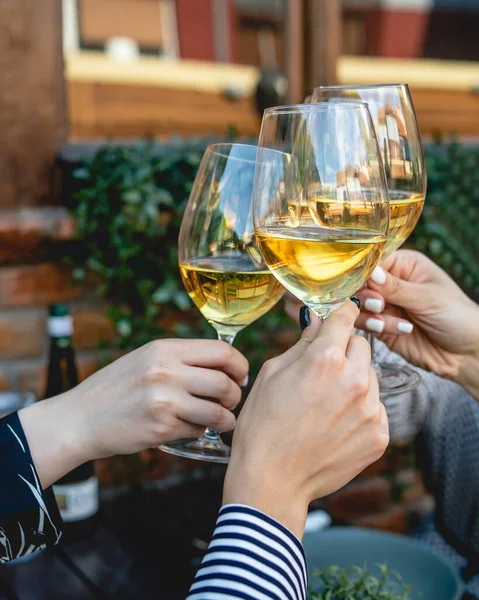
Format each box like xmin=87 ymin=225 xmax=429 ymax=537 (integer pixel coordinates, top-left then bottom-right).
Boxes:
xmin=354 ymin=250 xmax=479 ymax=401
xmin=19 ymin=338 xmax=249 ymax=489
xmin=161 ymin=143 xmax=285 ymax=463
xmin=224 ymin=301 xmax=389 ymax=538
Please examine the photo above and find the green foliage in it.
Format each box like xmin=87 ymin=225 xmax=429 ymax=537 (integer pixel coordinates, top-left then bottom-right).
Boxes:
xmin=307 ymin=564 xmax=414 ymax=600
xmin=71 ymin=141 xmax=208 ymax=349
xmin=68 ymin=138 xmax=479 ymax=360
xmin=412 ymin=140 xmax=479 ymax=299
xmin=69 ymin=139 xmax=292 ymax=367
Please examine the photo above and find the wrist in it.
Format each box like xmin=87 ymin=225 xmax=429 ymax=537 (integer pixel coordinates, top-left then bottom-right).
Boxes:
xmin=19 ymin=390 xmax=92 ymax=489
xmin=223 ymin=455 xmax=309 ymax=539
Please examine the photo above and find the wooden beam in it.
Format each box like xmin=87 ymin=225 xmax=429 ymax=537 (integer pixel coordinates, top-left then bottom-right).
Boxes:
xmin=305 ymin=0 xmax=341 ymax=92
xmin=284 ymin=0 xmax=305 ymax=104
xmin=0 ymin=0 xmax=67 ymax=208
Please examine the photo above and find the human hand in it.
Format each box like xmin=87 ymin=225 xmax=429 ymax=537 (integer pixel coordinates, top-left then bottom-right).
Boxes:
xmin=20 ymin=339 xmax=248 ymax=488
xmin=355 ymin=250 xmax=479 ymax=398
xmin=223 ymin=302 xmax=389 ymax=538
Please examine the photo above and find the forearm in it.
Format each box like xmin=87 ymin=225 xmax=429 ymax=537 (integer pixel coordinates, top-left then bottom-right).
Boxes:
xmin=187 ymin=504 xmax=307 ymax=600
xmin=223 ymin=455 xmax=309 ymax=540
xmin=18 ymin=391 xmax=90 ymax=489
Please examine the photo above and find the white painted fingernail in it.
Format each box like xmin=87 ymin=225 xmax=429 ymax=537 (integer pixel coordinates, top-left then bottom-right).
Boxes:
xmin=364 ymin=298 xmax=383 ymax=313
xmin=397 ymin=321 xmax=414 ymax=334
xmin=241 ymin=376 xmax=249 ymax=387
xmin=370 ymin=266 xmax=387 ymax=285
xmin=365 ymin=317 xmax=384 ymax=333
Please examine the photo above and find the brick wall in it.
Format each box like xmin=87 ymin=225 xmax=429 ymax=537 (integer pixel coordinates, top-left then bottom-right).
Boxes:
xmin=0 ymin=260 xmax=117 ymax=399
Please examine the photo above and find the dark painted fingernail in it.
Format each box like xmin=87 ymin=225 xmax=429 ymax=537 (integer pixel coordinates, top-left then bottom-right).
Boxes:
xmin=351 ymin=296 xmax=361 ymax=309
xmin=299 ymin=305 xmax=311 ymax=331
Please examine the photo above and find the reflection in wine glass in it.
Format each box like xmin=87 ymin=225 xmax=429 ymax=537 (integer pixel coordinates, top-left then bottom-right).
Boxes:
xmin=160 ymin=143 xmax=284 ymax=463
xmin=312 ymin=85 xmax=426 ymax=396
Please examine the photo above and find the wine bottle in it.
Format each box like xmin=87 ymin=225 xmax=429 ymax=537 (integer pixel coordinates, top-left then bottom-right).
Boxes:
xmin=44 ymin=304 xmax=99 ymax=540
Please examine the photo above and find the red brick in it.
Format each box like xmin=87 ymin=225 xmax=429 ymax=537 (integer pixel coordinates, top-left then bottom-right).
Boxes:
xmin=0 ymin=208 xmax=75 ymax=265
xmin=0 ymin=310 xmax=44 ymax=358
xmin=354 ymin=504 xmax=408 ymax=534
xmin=72 ymin=309 xmax=116 ymax=350
xmin=0 ymin=263 xmax=82 ymax=307
xmin=326 ymin=477 xmax=392 ymax=522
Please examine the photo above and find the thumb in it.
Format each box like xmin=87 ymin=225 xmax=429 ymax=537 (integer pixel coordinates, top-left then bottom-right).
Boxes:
xmin=368 ymin=265 xmax=420 ymax=311
xmin=278 ymin=306 xmax=323 ymax=367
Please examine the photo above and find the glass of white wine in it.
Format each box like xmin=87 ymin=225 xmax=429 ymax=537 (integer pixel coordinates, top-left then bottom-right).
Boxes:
xmin=160 ymin=143 xmax=285 ymax=463
xmin=253 ymin=103 xmax=389 ymax=322
xmin=312 ymin=84 xmax=427 ymax=395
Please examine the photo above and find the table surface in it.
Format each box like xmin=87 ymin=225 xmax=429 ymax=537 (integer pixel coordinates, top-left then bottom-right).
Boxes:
xmin=0 ymin=476 xmax=225 ymax=600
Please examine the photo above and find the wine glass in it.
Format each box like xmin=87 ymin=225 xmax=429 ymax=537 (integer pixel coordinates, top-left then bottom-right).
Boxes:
xmin=312 ymin=84 xmax=426 ymax=395
xmin=253 ymin=103 xmax=389 ymax=322
xmin=160 ymin=143 xmax=285 ymax=463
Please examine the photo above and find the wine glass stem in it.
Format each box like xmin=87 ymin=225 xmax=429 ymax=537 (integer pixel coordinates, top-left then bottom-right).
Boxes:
xmin=202 ymin=332 xmax=237 ymax=442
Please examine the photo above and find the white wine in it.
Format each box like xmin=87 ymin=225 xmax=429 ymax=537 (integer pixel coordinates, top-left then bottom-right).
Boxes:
xmin=180 ymin=256 xmax=284 ymax=335
xmin=383 ymin=192 xmax=424 ymax=258
xmin=256 ymin=227 xmax=386 ymax=316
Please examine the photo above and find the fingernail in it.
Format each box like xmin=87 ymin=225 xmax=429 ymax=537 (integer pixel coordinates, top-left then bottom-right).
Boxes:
xmin=371 ymin=266 xmax=387 ymax=285
xmin=365 ymin=317 xmax=384 ymax=333
xmin=364 ymin=298 xmax=383 ymax=313
xmin=397 ymin=321 xmax=414 ymax=334
xmin=350 ymin=296 xmax=361 ymax=309
xmin=240 ymin=376 xmax=249 ymax=387
xmin=299 ymin=306 xmax=311 ymax=331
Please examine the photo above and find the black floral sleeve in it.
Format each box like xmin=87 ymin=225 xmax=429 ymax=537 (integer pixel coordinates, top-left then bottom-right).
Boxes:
xmin=0 ymin=412 xmax=62 ymax=563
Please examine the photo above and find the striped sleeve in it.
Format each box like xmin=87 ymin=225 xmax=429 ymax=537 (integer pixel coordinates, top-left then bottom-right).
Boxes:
xmin=187 ymin=504 xmax=307 ymax=600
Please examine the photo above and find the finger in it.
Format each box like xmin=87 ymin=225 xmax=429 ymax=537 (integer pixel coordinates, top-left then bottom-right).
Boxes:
xmin=368 ymin=262 xmax=419 ymax=310
xmin=284 ymin=292 xmax=302 ymax=322
xmin=180 ymin=365 xmax=242 ymax=409
xmin=274 ymin=308 xmax=323 ymax=367
xmin=345 ymin=334 xmax=371 ymax=370
xmin=355 ymin=289 xmax=385 ymax=314
xmin=307 ymin=300 xmax=360 ymax=358
xmin=167 ymin=422 xmax=210 ymax=443
xmin=178 ymin=395 xmax=236 ymax=432
xmin=355 ymin=311 xmax=414 ymax=336
xmin=177 ymin=340 xmax=249 ymax=386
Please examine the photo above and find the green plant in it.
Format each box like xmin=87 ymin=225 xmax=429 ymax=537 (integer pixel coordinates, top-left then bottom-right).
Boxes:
xmin=70 ymin=141 xmax=209 ymax=348
xmin=307 ymin=564 xmax=414 ymax=600
xmin=68 ymin=139 xmax=293 ymax=365
xmin=412 ymin=140 xmax=479 ymax=300
xmin=67 ymin=137 xmax=479 ymax=353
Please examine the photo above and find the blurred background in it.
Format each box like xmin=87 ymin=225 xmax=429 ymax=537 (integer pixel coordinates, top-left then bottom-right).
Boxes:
xmin=0 ymin=1 xmax=478 ymax=596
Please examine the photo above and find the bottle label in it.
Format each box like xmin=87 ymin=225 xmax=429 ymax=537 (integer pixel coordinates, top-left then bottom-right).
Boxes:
xmin=53 ymin=477 xmax=99 ymax=522
xmin=48 ymin=316 xmax=74 ymax=338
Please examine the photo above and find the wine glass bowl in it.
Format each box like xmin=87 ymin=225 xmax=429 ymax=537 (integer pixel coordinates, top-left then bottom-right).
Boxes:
xmin=161 ymin=143 xmax=285 ymax=463
xmin=312 ymin=85 xmax=426 ymax=395
xmin=253 ymin=103 xmax=389 ymax=319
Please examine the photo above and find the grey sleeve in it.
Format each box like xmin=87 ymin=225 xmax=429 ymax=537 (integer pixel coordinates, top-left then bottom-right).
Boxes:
xmin=375 ymin=341 xmax=479 ymax=554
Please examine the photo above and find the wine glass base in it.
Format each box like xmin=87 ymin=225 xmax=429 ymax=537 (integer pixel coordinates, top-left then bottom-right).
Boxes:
xmin=376 ymin=362 xmax=422 ymax=397
xmin=160 ymin=438 xmax=230 ymax=464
